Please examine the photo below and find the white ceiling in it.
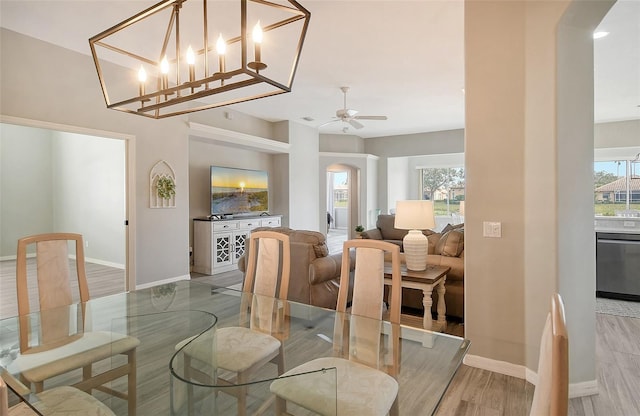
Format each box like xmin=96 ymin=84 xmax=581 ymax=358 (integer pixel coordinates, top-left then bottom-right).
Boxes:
xmin=1 ymin=0 xmax=638 ymax=138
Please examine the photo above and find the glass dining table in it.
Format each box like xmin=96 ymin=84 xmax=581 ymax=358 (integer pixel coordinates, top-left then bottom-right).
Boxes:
xmin=0 ymin=280 xmax=469 ymax=415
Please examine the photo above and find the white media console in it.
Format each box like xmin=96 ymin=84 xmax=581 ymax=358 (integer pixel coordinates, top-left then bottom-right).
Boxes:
xmin=192 ymin=215 xmax=282 ymax=275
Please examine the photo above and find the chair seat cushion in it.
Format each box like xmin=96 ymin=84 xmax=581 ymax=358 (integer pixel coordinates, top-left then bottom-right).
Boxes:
xmin=270 ymin=356 xmax=398 ymax=416
xmin=8 ymin=331 xmax=139 ymax=382
xmin=34 ymin=386 xmax=115 ymax=415
xmin=178 ymin=327 xmax=280 ymax=373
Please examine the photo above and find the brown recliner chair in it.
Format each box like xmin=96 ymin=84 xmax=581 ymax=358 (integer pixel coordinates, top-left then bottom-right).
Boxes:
xmin=237 ymin=227 xmax=353 ymax=309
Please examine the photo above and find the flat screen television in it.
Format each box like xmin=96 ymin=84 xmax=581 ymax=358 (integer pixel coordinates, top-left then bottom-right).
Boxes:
xmin=210 ymin=165 xmax=269 ymax=216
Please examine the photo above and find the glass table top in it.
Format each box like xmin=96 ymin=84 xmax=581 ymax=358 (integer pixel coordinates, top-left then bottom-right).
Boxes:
xmin=0 ymin=280 xmax=469 ymax=415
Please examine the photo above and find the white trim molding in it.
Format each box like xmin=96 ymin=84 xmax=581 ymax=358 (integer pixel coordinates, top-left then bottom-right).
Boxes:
xmin=464 ymin=354 xmax=527 ymax=379
xmin=319 ymin=152 xmax=380 ymax=161
xmin=135 ymin=274 xmax=190 ymax=290
xmin=189 ymin=122 xmax=290 ymax=154
xmin=467 ymin=355 xmax=598 ymax=398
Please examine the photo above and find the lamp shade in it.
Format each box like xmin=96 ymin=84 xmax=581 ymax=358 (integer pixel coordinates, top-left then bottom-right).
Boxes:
xmin=394 ymin=200 xmax=435 ymax=230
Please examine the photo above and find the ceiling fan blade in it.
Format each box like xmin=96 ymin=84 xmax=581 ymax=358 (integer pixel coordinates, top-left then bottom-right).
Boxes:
xmin=349 ymin=119 xmax=364 ymax=129
xmin=318 ymin=119 xmax=340 ymax=128
xmin=354 ymin=115 xmax=388 ymax=120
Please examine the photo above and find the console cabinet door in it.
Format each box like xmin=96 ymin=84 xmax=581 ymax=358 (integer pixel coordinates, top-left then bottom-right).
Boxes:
xmin=232 ymin=230 xmax=250 ymax=263
xmin=213 ymin=231 xmax=234 ymax=268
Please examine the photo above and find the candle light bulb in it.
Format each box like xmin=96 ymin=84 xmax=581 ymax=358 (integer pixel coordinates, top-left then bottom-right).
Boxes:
xmin=138 ymin=66 xmax=147 ymax=83
xmin=160 ymin=56 xmax=169 ymax=74
xmin=138 ymin=65 xmax=147 ymax=98
xmin=252 ymin=21 xmax=263 ymax=44
xmin=216 ymin=34 xmax=227 ymax=55
xmin=186 ymin=46 xmax=195 ymax=65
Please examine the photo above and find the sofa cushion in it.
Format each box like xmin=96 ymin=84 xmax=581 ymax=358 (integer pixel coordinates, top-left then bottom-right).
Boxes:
xmin=377 ymin=215 xmax=407 ymax=240
xmin=435 ymin=230 xmax=464 ymax=257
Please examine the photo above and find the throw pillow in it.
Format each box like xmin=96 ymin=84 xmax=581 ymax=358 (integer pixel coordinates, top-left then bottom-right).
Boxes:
xmin=441 ymin=223 xmax=464 ymax=234
xmin=435 ymin=230 xmax=464 ymax=257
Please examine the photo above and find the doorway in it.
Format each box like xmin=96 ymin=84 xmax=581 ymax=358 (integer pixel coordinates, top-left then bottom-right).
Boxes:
xmin=0 ymin=119 xmax=133 ymax=316
xmin=326 ymin=164 xmax=359 ymax=254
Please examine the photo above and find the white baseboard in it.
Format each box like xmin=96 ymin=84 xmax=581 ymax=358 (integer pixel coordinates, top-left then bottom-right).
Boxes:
xmin=135 ymin=274 xmax=190 ymax=290
xmin=85 ymin=257 xmax=125 ymax=270
xmin=568 ymin=380 xmax=599 ymax=398
xmin=1 ymin=254 xmax=124 ymax=270
xmin=463 ymin=354 xmax=527 ymax=379
xmin=467 ymin=355 xmax=598 ymax=398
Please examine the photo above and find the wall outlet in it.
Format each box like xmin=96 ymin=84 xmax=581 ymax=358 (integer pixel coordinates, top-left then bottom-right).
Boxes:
xmin=483 ymin=221 xmax=502 ymax=238
xmin=623 ymin=221 xmax=636 ymax=227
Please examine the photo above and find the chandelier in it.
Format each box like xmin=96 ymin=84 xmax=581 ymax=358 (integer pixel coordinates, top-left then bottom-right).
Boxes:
xmin=89 ymin=0 xmax=310 ymax=119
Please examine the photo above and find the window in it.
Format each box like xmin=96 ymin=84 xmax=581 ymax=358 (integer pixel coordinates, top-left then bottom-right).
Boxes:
xmin=594 ymin=159 xmax=640 ymax=216
xmin=420 ymin=167 xmax=465 ymax=217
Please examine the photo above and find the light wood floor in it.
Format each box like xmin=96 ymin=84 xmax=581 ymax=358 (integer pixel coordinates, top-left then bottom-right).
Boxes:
xmin=3 ymin=259 xmax=639 ymax=415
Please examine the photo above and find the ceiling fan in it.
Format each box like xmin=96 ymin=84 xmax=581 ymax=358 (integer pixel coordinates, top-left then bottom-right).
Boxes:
xmin=320 ymin=86 xmax=388 ymax=130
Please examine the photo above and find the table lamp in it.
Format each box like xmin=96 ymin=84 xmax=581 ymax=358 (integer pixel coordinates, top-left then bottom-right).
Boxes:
xmin=394 ymin=200 xmax=435 ymax=271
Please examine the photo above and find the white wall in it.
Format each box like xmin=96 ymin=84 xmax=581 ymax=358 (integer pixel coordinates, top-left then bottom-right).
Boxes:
xmin=52 ymin=131 xmax=125 ymax=267
xmin=0 ymin=124 xmax=53 ymax=256
xmin=387 ymin=157 xmax=410 ymax=209
xmin=286 ymin=121 xmax=320 ymax=230
xmin=364 ymin=129 xmax=465 ymax=212
xmin=0 ymin=125 xmax=125 ymax=266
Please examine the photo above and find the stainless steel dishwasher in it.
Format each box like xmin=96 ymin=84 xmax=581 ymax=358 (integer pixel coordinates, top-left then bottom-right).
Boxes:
xmin=596 ymin=232 xmax=640 ymax=301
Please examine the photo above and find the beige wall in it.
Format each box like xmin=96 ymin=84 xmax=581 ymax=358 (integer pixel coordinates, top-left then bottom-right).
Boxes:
xmin=465 ymin=0 xmax=615 ymax=388
xmin=465 ymin=0 xmax=527 ymax=367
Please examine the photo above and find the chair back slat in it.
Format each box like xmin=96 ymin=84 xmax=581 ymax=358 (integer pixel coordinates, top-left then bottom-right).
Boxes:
xmin=241 ymin=230 xmax=291 ymax=334
xmin=36 ymin=240 xmax=73 ymax=311
xmin=335 ymin=239 xmax=402 ymax=370
xmin=338 ymin=239 xmax=402 ymax=323
xmin=253 ymin=237 xmax=281 ymax=298
xmin=351 ymin=247 xmax=385 ymax=320
xmin=15 ymin=233 xmax=90 ymax=354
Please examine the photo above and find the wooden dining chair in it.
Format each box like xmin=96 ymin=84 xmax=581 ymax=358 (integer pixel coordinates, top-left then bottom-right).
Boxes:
xmin=270 ymin=239 xmax=402 ymax=416
xmin=179 ymin=230 xmax=291 ymax=416
xmin=9 ymin=233 xmax=139 ymax=415
xmin=1 ymin=370 xmax=116 ymax=416
xmin=529 ymin=293 xmax=569 ymax=416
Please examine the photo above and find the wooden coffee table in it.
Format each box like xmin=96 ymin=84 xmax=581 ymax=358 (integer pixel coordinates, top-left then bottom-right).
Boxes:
xmin=384 ymin=263 xmax=450 ymax=333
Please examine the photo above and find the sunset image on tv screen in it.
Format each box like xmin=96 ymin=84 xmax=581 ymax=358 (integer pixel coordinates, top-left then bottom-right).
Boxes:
xmin=211 ymin=166 xmax=268 ymax=215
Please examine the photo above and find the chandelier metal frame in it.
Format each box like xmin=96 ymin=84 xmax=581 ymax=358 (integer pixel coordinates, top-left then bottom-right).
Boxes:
xmin=89 ymin=0 xmax=310 ymax=119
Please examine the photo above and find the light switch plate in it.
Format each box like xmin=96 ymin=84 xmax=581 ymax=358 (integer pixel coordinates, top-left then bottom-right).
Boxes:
xmin=483 ymin=221 xmax=502 ymax=238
